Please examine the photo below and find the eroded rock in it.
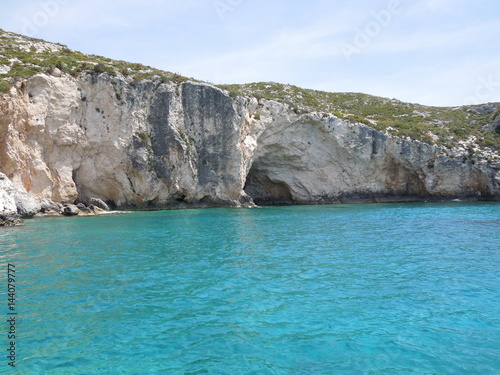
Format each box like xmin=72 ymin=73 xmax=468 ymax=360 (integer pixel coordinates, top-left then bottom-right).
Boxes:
xmin=87 ymin=198 xmax=110 ymax=211
xmin=0 ymin=72 xmax=498 ymax=213
xmin=14 ymin=188 xmax=41 ymax=218
xmin=62 ymin=204 xmax=80 ymax=216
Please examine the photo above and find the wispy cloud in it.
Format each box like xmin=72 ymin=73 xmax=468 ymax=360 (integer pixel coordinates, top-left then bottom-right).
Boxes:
xmin=169 ymin=6 xmax=382 ymax=79
xmin=365 ymin=20 xmax=500 ymax=54
xmin=1 ymin=0 xmax=499 ymax=106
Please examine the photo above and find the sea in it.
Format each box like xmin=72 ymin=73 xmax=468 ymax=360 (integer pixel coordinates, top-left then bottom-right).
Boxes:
xmin=0 ymin=202 xmax=499 ymax=374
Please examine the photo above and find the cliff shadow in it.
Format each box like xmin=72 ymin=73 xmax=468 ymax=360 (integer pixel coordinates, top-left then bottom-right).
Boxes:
xmin=243 ymin=165 xmax=293 ymax=206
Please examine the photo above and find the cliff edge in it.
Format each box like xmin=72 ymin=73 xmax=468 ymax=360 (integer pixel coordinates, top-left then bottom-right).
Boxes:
xmin=1 ymin=30 xmax=499 ymax=224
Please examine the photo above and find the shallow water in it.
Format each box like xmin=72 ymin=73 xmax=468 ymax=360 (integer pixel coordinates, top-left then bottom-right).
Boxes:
xmin=1 ymin=202 xmax=499 ymax=374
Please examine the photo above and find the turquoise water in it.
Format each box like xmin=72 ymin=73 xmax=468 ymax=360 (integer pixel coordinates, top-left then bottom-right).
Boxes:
xmin=1 ymin=202 xmax=499 ymax=374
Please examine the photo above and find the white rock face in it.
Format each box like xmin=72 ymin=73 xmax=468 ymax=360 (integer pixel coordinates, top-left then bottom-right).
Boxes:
xmin=0 ymin=173 xmax=18 ymax=216
xmin=0 ymin=173 xmax=27 ymax=225
xmin=14 ymin=187 xmax=41 ymax=218
xmin=0 ymin=72 xmax=498 ymax=212
xmin=243 ymin=104 xmax=499 ymax=203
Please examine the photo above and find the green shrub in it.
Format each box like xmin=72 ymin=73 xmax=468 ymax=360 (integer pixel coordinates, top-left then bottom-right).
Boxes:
xmin=0 ymin=56 xmax=10 ymax=66
xmin=136 ymin=132 xmax=150 ymax=144
xmin=93 ymin=63 xmax=115 ymax=75
xmin=55 ymin=60 xmax=65 ymax=71
xmin=172 ymin=73 xmax=188 ymax=85
xmin=0 ymin=80 xmax=12 ymax=93
xmin=8 ymin=62 xmax=42 ymax=78
xmin=348 ymin=114 xmax=371 ymax=126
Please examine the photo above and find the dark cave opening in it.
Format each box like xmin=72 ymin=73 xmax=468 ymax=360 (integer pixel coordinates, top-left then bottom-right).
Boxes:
xmin=243 ymin=165 xmax=293 ymax=206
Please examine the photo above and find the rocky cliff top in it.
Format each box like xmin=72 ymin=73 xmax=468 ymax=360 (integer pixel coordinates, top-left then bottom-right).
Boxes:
xmin=218 ymin=83 xmax=500 ymax=156
xmin=1 ymin=28 xmax=499 ymax=158
xmin=0 ymin=29 xmax=193 ymax=93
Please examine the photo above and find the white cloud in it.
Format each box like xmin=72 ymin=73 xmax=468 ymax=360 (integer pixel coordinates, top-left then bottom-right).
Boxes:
xmin=167 ymin=15 xmax=353 ymax=80
xmin=365 ymin=20 xmax=500 ymax=55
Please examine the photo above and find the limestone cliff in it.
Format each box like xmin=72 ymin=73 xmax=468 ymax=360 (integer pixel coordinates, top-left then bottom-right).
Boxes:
xmin=1 ymin=71 xmax=498 ymax=214
xmin=1 ymin=75 xmax=253 ymax=209
xmin=0 ymin=32 xmax=499 ymax=223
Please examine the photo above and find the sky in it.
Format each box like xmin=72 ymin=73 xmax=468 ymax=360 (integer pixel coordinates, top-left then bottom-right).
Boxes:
xmin=1 ymin=0 xmax=499 ymax=107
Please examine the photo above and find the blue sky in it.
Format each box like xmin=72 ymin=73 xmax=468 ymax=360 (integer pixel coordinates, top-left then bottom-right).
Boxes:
xmin=1 ymin=0 xmax=499 ymax=106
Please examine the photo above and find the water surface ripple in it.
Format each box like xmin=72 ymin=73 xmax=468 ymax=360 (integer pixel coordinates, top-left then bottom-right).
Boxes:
xmin=0 ymin=202 xmax=499 ymax=374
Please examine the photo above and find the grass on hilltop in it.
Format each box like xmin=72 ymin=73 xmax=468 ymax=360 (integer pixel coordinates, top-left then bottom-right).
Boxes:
xmin=0 ymin=30 xmax=189 ymax=94
xmin=218 ymin=82 xmax=500 ymax=151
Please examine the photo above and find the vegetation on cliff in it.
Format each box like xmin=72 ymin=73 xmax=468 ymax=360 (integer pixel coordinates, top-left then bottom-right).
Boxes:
xmin=1 ymin=28 xmax=499 ymax=154
xmin=218 ymin=82 xmax=500 ymax=153
xmin=0 ymin=29 xmax=189 ymax=93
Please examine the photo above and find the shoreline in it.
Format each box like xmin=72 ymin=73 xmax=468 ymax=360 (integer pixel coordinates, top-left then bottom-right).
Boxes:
xmin=7 ymin=195 xmax=497 ymax=225
xmin=2 ymin=194 xmax=499 ymax=227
